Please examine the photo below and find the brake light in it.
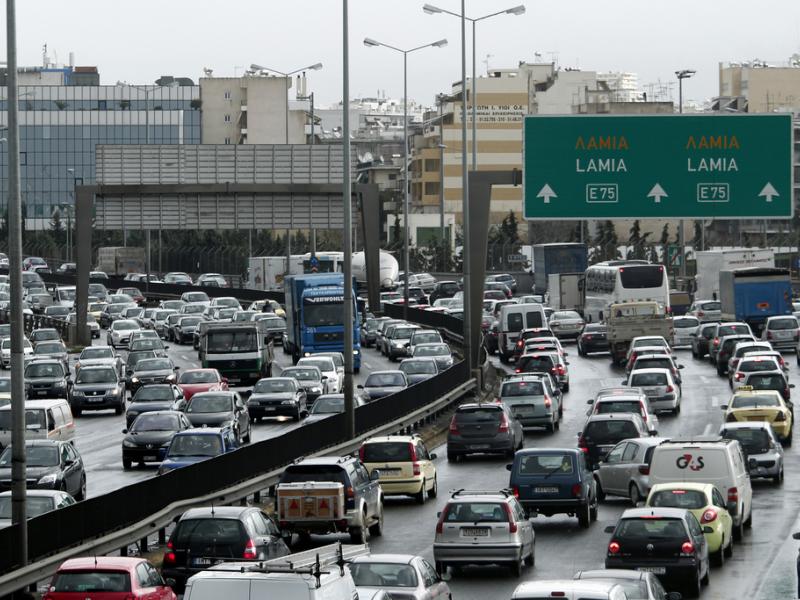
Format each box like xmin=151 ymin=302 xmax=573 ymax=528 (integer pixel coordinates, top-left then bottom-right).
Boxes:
xmin=608 ymin=541 xmax=621 ymax=554
xmin=516 ymin=339 xmax=524 ymax=349
xmin=544 ymin=395 xmax=552 ymax=408
xmin=578 ymin=436 xmax=588 ymax=452
xmin=346 ymin=486 xmax=355 ymax=499
xmin=681 ymin=541 xmax=695 ymax=555
xmin=502 ymin=502 xmax=518 ymax=533
xmin=665 ymin=385 xmax=674 ymax=393
xmin=639 ymin=401 xmax=647 ymax=421
xmin=728 ymin=486 xmax=739 ymax=504
xmin=243 ymin=539 xmax=257 ymax=559
xmin=435 ymin=506 xmax=449 ymax=534
xmin=512 ymin=486 xmax=519 ymax=499
xmin=638 ymin=465 xmax=650 ymax=475
xmin=515 ymin=368 xmax=522 ymax=373
xmin=358 ymin=446 xmax=365 ymax=461
xmin=701 ymin=509 xmax=718 ymax=524
xmin=713 ymin=338 xmax=720 ymax=346
xmin=555 ymin=365 xmax=566 ymax=376
xmin=571 ymin=483 xmax=582 ymax=497
xmin=494 ymin=397 xmax=502 ymax=403
xmin=779 ymin=356 xmax=786 ymax=366
xmin=498 ymin=413 xmax=510 ymax=433
xmin=735 ymin=372 xmax=745 ymax=381
xmin=449 ymin=415 xmax=460 ymax=435
xmin=162 ymin=540 xmax=176 ymax=565
xmin=698 ymin=311 xmax=705 ymax=317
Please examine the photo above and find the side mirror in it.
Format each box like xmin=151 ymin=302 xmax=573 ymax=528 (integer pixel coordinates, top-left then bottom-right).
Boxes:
xmin=604 ymin=525 xmax=616 ymax=534
xmin=649 ymin=430 xmax=658 ymax=436
xmin=791 ymin=384 xmax=796 ymax=389
xmin=369 ymin=469 xmax=381 ymax=481
xmin=793 ymin=532 xmax=800 ymax=540
xmin=429 ymin=453 xmax=437 ymax=460
xmin=620 ymin=380 xmax=627 ymax=385
xmin=173 ymin=366 xmax=180 ymax=371
xmin=164 ymin=346 xmax=170 ymax=350
xmin=505 ymin=464 xmax=512 ymax=471
xmin=222 ymin=377 xmax=229 ymax=384
xmin=357 ymin=384 xmax=364 ymax=389
xmin=121 ymin=428 xmax=128 ymax=434
xmin=586 ymin=399 xmax=593 ymax=405
xmin=165 ymin=578 xmax=177 ymax=589
xmin=702 ymin=525 xmax=714 ymax=534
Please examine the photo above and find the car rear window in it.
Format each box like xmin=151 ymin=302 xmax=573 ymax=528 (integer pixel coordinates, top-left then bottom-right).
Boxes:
xmin=518 ymin=453 xmax=574 ymax=475
xmin=583 ymin=420 xmax=639 ymax=443
xmin=280 ymin=465 xmax=348 ymax=486
xmin=700 ymin=301 xmax=721 ymax=311
xmin=731 ymin=394 xmax=781 ymax=408
xmin=444 ymin=502 xmax=509 ymax=523
xmin=501 ymin=381 xmax=544 ymax=397
xmin=51 ymin=570 xmax=132 ymax=593
xmin=739 ymin=359 xmax=779 ymax=373
xmin=595 ymin=400 xmax=641 ymax=415
xmin=719 ymin=324 xmax=750 ymax=337
xmin=649 ymin=489 xmax=707 ymax=509
xmin=770 ymin=318 xmax=798 ymax=330
xmin=616 ymin=517 xmax=686 ymax=539
xmin=455 ymin=407 xmax=502 ymax=423
xmin=173 ymin=518 xmax=245 ymax=546
xmin=722 ymin=428 xmax=771 ymax=454
xmin=630 ymin=372 xmax=667 ymax=386
xmin=674 ymin=317 xmax=699 ymax=328
xmin=361 ymin=442 xmax=413 ymax=462
xmin=636 ymin=358 xmax=672 ymax=371
xmin=517 ymin=355 xmax=555 ymax=373
xmin=746 ymin=375 xmax=785 ymax=390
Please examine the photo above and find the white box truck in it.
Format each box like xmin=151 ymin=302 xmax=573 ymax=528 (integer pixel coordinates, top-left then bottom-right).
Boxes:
xmin=694 ymin=248 xmax=774 ymax=301
xmin=95 ymin=246 xmax=145 ymax=276
xmin=546 ymin=272 xmax=584 ymax=313
xmin=247 ymin=256 xmax=304 ymax=291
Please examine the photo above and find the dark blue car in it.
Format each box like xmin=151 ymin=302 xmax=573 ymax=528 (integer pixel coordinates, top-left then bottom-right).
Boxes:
xmin=507 ymin=447 xmax=598 ymax=528
xmin=157 ymin=426 xmax=238 ymax=475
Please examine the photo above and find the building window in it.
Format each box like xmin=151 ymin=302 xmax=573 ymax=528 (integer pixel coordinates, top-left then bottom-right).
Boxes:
xmin=424 ymin=182 xmax=439 ymax=196
xmin=224 ymin=90 xmax=232 ymax=100
xmin=224 ymin=114 xmax=231 ymax=123
xmin=224 ymin=137 xmax=231 ymax=145
xmin=424 ymin=159 xmax=440 ymax=172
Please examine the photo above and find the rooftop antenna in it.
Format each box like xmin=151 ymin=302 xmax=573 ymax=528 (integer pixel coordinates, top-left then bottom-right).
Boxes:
xmin=210 ymin=501 xmax=215 ymax=516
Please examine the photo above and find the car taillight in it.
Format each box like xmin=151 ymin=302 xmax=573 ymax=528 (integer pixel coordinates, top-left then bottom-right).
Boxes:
xmin=713 ymin=338 xmax=720 ymax=346
xmin=578 ymin=436 xmax=588 ymax=452
xmin=701 ymin=509 xmax=718 ymax=524
xmin=346 ymin=486 xmax=355 ymax=499
xmin=779 ymin=356 xmax=786 ymax=366
xmin=735 ymin=372 xmax=745 ymax=381
xmin=516 ymin=339 xmax=524 ymax=349
xmin=544 ymin=395 xmax=552 ymax=408
xmin=681 ymin=541 xmax=695 ymax=555
xmin=767 ymin=331 xmax=773 ymax=340
xmin=498 ymin=414 xmax=510 ymax=433
xmin=512 ymin=486 xmax=519 ymax=499
xmin=515 ymin=368 xmax=522 ymax=373
xmin=449 ymin=415 xmax=460 ymax=435
xmin=608 ymin=541 xmax=621 ymax=555
xmin=665 ymin=385 xmax=674 ymax=393
xmin=358 ymin=446 xmax=365 ymax=461
xmin=775 ymin=411 xmax=787 ymax=422
xmin=698 ymin=311 xmax=705 ymax=317
xmin=243 ymin=538 xmax=257 ymax=559
xmin=728 ymin=487 xmax=738 ymax=504
xmin=638 ymin=465 xmax=650 ymax=475
xmin=163 ymin=539 xmax=176 ymax=565
xmin=494 ymin=397 xmax=502 ymax=403
xmin=556 ymin=365 xmax=566 ymax=376
xmin=503 ymin=502 xmax=518 ymax=533
xmin=571 ymin=483 xmax=582 ymax=497
xmin=435 ymin=506 xmax=449 ymax=534
xmin=639 ymin=401 xmax=647 ymax=421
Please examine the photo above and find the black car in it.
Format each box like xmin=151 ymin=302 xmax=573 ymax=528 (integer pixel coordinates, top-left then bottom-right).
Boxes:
xmin=399 ymin=358 xmax=439 ymax=384
xmin=129 ymin=357 xmax=178 ymax=394
xmin=0 ymin=439 xmax=86 ymax=500
xmin=122 ymin=410 xmax=192 ymax=469
xmin=578 ymin=413 xmax=651 ymax=470
xmin=360 ymin=317 xmax=383 ymax=348
xmin=577 ymin=323 xmax=609 ymax=356
xmin=24 ymin=359 xmax=70 ymax=400
xmin=446 ymin=402 xmax=524 ymax=461
xmin=247 ymin=377 xmax=307 ymax=421
xmin=691 ymin=322 xmax=719 ymax=359
xmin=128 ymin=337 xmax=169 ymax=358
xmin=69 ymin=364 xmax=126 ymax=416
xmin=429 ymin=280 xmax=460 ymax=304
xmin=185 ymin=391 xmax=251 ymax=444
xmin=174 ymin=316 xmax=203 ymax=345
xmin=360 ymin=370 xmax=408 ymax=401
xmin=162 ymin=505 xmax=290 ymax=591
xmin=484 ymin=320 xmax=500 ymax=355
xmin=126 ymin=383 xmax=186 ymax=428
xmin=715 ymin=335 xmax=756 ymax=375
xmin=280 ymin=366 xmax=327 ymax=404
xmin=605 ymin=507 xmax=711 ymax=597
xmin=29 ymin=328 xmax=61 ymax=345
xmin=125 ymin=350 xmax=158 ymax=382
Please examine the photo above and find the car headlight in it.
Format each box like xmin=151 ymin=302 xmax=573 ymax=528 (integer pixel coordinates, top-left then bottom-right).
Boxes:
xmin=72 ymin=390 xmax=84 ymax=397
xmin=392 ymin=341 xmax=404 ymax=347
xmin=37 ymin=474 xmax=57 ymax=485
xmin=130 ymin=377 xmax=139 ymax=384
xmin=122 ymin=439 xmax=137 ymax=448
xmin=310 ymin=387 xmax=322 ymax=394
xmin=281 ymin=399 xmax=296 ymax=405
xmin=54 ymin=380 xmax=66 ymax=388
xmin=166 ymin=374 xmax=176 ymax=382
xmin=110 ymin=387 xmax=120 ymax=395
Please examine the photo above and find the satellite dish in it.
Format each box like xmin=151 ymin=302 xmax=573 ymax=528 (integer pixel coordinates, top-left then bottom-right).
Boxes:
xmin=362 ymin=151 xmax=374 ymax=163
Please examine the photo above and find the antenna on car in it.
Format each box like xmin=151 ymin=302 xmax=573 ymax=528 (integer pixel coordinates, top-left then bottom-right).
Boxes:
xmin=210 ymin=501 xmax=215 ymax=516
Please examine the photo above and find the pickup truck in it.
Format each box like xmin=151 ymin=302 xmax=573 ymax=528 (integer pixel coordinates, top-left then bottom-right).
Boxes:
xmin=606 ymin=301 xmax=673 ymax=366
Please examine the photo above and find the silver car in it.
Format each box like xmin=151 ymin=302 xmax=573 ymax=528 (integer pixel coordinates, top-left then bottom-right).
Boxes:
xmin=548 ymin=310 xmax=585 ymax=339
xmin=761 ymin=314 xmax=800 ymax=351
xmin=719 ymin=422 xmax=784 ymax=483
xmin=574 ymin=569 xmax=680 ymax=600
xmin=349 ymin=554 xmax=451 ymax=600
xmin=106 ymin=319 xmax=141 ymax=349
xmin=499 ymin=374 xmax=561 ymax=432
xmin=586 ymin=393 xmax=659 ymax=434
xmin=624 ymin=368 xmax=681 ymax=414
xmin=593 ymin=436 xmax=667 ymax=506
xmin=412 ymin=343 xmax=454 ymax=371
xmin=688 ymin=299 xmax=722 ymax=323
xmin=433 ymin=489 xmax=535 ymax=577
xmin=672 ymin=315 xmax=700 ymax=347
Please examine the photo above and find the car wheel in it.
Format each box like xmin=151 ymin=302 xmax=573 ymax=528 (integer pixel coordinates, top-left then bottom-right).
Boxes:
xmin=114 ymin=401 xmax=124 ymax=416
xmin=774 ymin=468 xmax=784 ymax=484
xmin=123 ymin=457 xmax=132 ymax=470
xmin=563 ymin=382 xmax=570 ymax=393
xmin=447 ymin=451 xmax=458 ymax=463
xmin=509 ymin=558 xmax=522 ymax=577
xmin=744 ymin=509 xmax=753 ymax=529
xmin=629 ymin=484 xmax=641 ymax=507
xmin=546 ymin=420 xmax=555 ymax=433
xmin=76 ymin=475 xmax=86 ymax=501
xmin=293 ymin=407 xmax=301 ymax=422
xmin=435 ymin=561 xmax=447 ymax=576
xmin=724 ymin=535 xmax=734 ymax=558
xmin=243 ymin=425 xmax=251 ymax=444
xmin=733 ymin=519 xmax=744 ymax=541
xmin=686 ymin=567 xmax=702 ymax=598
xmin=701 ymin=562 xmax=710 ymax=586
xmin=368 ymin=504 xmax=384 ymax=537
xmin=578 ymin=502 xmax=591 ymax=528
xmin=428 ymin=476 xmax=438 ymax=499
xmin=415 ymin=479 xmax=427 ymax=504
xmin=524 ymin=542 xmax=535 ymax=566
xmin=595 ymin=477 xmax=606 ymax=502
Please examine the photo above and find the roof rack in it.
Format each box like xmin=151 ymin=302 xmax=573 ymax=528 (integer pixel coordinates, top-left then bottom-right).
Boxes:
xmin=450 ymin=488 xmax=514 ymax=498
xmin=661 ymin=435 xmax=722 ymax=445
xmin=215 ymin=542 xmax=369 ymax=588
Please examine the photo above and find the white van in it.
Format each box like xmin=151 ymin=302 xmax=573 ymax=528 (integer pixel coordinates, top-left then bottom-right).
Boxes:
xmin=54 ymin=286 xmax=77 ymax=309
xmin=648 ymin=438 xmax=753 ymax=538
xmin=0 ymin=398 xmax=75 ymax=448
xmin=183 ymin=543 xmax=366 ymax=600
xmin=498 ymin=303 xmax=548 ymax=363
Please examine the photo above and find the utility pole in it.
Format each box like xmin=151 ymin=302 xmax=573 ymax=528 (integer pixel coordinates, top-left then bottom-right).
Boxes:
xmin=342 ymin=0 xmax=355 ymax=441
xmin=676 ymin=69 xmax=695 ymax=281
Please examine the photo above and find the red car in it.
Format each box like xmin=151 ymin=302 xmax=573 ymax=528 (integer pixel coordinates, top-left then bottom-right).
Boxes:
xmin=43 ymin=556 xmax=176 ymax=600
xmin=177 ymin=368 xmax=229 ymax=401
xmin=117 ymin=287 xmax=146 ymax=305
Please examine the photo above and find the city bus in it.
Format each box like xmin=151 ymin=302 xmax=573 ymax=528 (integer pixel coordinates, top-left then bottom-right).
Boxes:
xmin=583 ymin=260 xmax=670 ymax=323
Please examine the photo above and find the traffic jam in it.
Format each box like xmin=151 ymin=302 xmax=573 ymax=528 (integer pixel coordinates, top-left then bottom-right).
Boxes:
xmin=3 ymin=244 xmax=800 ymax=600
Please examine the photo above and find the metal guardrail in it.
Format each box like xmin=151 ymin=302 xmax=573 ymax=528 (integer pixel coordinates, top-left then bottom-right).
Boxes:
xmin=0 ymin=309 xmax=70 ymax=338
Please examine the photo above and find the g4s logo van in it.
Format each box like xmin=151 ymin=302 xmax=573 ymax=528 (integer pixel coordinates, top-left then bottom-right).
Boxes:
xmin=676 ymin=454 xmax=704 ymax=471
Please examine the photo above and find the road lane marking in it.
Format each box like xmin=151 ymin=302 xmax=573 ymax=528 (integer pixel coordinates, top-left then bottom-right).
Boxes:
xmin=711 ymin=396 xmax=719 ymax=408
xmin=703 ymin=423 xmax=713 ymax=435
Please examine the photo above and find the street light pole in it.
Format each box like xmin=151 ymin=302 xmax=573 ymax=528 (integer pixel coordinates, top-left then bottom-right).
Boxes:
xmin=363 ymin=36 xmax=447 ymax=320
xmin=342 ymin=0 xmax=355 ymax=441
xmin=675 ymin=69 xmax=695 ymax=280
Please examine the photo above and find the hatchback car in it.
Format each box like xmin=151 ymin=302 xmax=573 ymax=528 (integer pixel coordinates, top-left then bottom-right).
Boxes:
xmin=247 ymin=376 xmax=307 ymax=421
xmin=499 ymin=374 xmax=561 ymax=432
xmin=184 ymin=391 xmax=251 ymax=444
xmin=719 ymin=421 xmax=785 ymax=483
xmin=0 ymin=439 xmax=85 ymax=499
xmin=604 ymin=507 xmax=710 ymax=597
xmin=629 ymin=354 xmax=684 ymax=387
xmin=689 ymin=300 xmax=722 ymax=323
xmin=594 ymin=437 xmax=668 ymax=506
xmin=761 ymin=315 xmax=800 ymax=350
xmin=107 ymin=318 xmax=141 ymax=349
xmin=69 ymin=364 xmax=126 ymax=416
xmin=516 ymin=352 xmax=570 ymax=391
xmin=574 ymin=569 xmax=681 ymax=600
xmin=672 ymin=316 xmax=700 ymax=348
xmin=126 ymin=384 xmax=186 ymax=428
xmin=730 ymin=355 xmax=784 ymax=389
xmin=690 ymin=321 xmax=719 ymax=359
xmin=122 ymin=410 xmax=193 ymax=469
xmin=384 ymin=325 xmax=420 ymax=361
xmin=158 ymin=427 xmax=238 ymax=474
xmin=0 ymin=489 xmax=76 ymax=529
xmin=359 ymin=434 xmax=438 ymax=503
xmin=297 ymin=355 xmax=341 ymax=394
xmin=577 ymin=323 xmax=609 ymax=356
xmin=715 ymin=334 xmax=756 ymax=375
xmin=721 ymin=388 xmax=793 ymax=444
xmin=625 ymin=369 xmax=681 ymax=415
xmin=303 ymin=393 xmax=367 ymax=425
xmin=709 ymin=322 xmax=752 ymax=364
xmin=447 ymin=402 xmax=523 ymax=461
xmin=726 ymin=341 xmax=776 ymax=377
xmin=579 ymin=413 xmax=651 ymax=470
xmin=587 ymin=393 xmax=659 ymax=435
xmin=433 ymin=489 xmax=534 ymax=577
xmin=129 ymin=357 xmax=178 ymax=394
xmin=360 ymin=370 xmax=409 ymax=401
xmin=280 ymin=365 xmax=326 ymax=404
xmin=399 ymin=358 xmax=439 ymax=384
xmin=74 ymin=345 xmax=123 ymax=376
xmin=43 ymin=556 xmax=176 ymax=600
xmin=739 ymin=370 xmax=794 ymax=403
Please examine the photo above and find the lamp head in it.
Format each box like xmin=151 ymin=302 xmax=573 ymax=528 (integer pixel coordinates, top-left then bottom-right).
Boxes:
xmin=363 ymin=38 xmax=381 ymax=48
xmin=506 ymin=5 xmax=526 ymax=15
xmin=423 ymin=4 xmax=443 ymax=14
xmin=432 ymin=39 xmax=448 ymax=48
xmin=308 ymin=63 xmax=323 ymax=71
xmin=250 ymin=64 xmax=265 ymax=71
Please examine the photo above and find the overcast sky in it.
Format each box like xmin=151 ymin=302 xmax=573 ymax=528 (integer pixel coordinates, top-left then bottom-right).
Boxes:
xmin=5 ymin=1 xmax=800 ymax=108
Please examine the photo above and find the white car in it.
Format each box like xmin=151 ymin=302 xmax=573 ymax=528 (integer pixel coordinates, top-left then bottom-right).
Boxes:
xmin=312 ymin=352 xmax=345 ymax=387
xmin=349 ymin=554 xmax=452 ymax=600
xmin=624 ymin=368 xmax=681 ymax=414
xmin=106 ymin=319 xmax=142 ymax=349
xmin=297 ymin=355 xmax=340 ymax=393
xmin=0 ymin=337 xmax=33 ymax=368
xmin=689 ymin=299 xmax=722 ymax=322
xmin=671 ymin=315 xmax=700 ymax=347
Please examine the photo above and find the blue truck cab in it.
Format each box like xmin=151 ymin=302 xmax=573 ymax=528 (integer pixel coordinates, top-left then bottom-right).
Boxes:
xmin=284 ymin=273 xmax=361 ymax=372
xmin=507 ymin=447 xmax=598 ymax=528
xmin=720 ymin=267 xmax=792 ymax=336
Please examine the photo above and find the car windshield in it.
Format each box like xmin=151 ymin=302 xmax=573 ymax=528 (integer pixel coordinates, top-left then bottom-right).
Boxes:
xmin=136 ymin=359 xmax=172 ymax=372
xmin=0 ymin=445 xmax=59 ymax=467
xmin=218 ymin=308 xmax=237 ymax=318
xmin=365 ymin=373 xmax=405 ymax=387
xmin=722 ymin=428 xmax=771 ymax=454
xmin=50 ymin=571 xmax=131 ymax=593
xmin=0 ymin=495 xmax=56 ymax=519
xmin=179 ymin=371 xmax=218 ymax=384
xmin=731 ymin=394 xmax=781 ymax=408
xmin=262 ymin=318 xmax=286 ymax=328
xmin=649 ymin=489 xmax=707 ymax=509
xmin=770 ymin=318 xmax=798 ymax=330
xmin=283 ymin=368 xmax=319 ymax=381
xmin=312 ymin=397 xmax=344 ymax=414
xmin=414 ymin=344 xmax=449 ymax=356
xmin=412 ymin=332 xmax=440 ymax=345
xmin=502 ymin=381 xmax=544 ymax=397
xmin=130 ymin=340 xmax=162 ymax=351
xmin=361 ymin=441 xmax=413 ymax=462
xmin=179 ymin=317 xmax=202 ymax=327
xmin=184 ymin=305 xmax=206 ymax=314
xmin=518 ymin=453 xmax=574 ymax=475
xmin=80 ymin=347 xmax=113 ymax=360
xmin=132 ymin=413 xmax=181 ymax=432
xmin=583 ymin=420 xmax=640 ymax=443
xmin=133 ymin=386 xmax=174 ymax=402
xmin=168 ymin=434 xmax=222 ymax=457
xmin=188 ymin=394 xmax=232 ymax=413
xmin=253 ymin=379 xmax=294 ymax=393
xmin=26 ymin=363 xmax=63 ymax=378
xmin=616 ymin=517 xmax=686 ymax=539
xmin=392 ymin=327 xmax=416 ymax=339
xmin=630 ymin=372 xmax=668 ymax=386
xmin=444 ymin=502 xmax=510 ymax=523
xmin=185 ymin=293 xmax=208 ymax=303
xmin=35 ymin=342 xmax=63 ymax=353
xmin=349 ymin=563 xmax=418 ymax=589
xmin=401 ymin=361 xmax=436 ymax=375
xmin=76 ymin=369 xmax=116 ymax=384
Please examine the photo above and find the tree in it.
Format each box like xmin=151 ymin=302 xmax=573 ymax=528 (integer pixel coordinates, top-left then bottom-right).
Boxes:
xmin=659 ymin=223 xmax=670 ymax=266
xmin=692 ymin=220 xmax=704 ymax=251
xmin=627 ymin=220 xmax=651 ymax=260
xmin=499 ymin=210 xmax=520 ymax=244
xmin=49 ymin=208 xmax=64 ymax=247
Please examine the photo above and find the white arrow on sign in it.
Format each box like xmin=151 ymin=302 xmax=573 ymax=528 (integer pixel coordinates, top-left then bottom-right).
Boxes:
xmin=647 ymin=183 xmax=668 ymax=204
xmin=758 ymin=182 xmax=779 ymax=202
xmin=536 ymin=183 xmax=557 ymax=204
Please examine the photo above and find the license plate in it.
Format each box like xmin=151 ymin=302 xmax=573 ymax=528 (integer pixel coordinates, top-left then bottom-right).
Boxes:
xmin=469 ymin=444 xmax=490 ymax=450
xmin=228 ymin=378 xmax=240 ymax=383
xmin=637 ymin=567 xmax=666 ymax=574
xmin=36 ymin=391 xmax=47 ymax=396
xmin=143 ymin=455 xmax=157 ymax=461
xmin=262 ymin=406 xmax=276 ymax=411
xmin=86 ymin=397 xmax=103 ymax=402
xmin=513 ymin=406 xmax=534 ymax=415
xmin=192 ymin=558 xmax=212 ymax=566
xmin=462 ymin=528 xmax=489 ymax=536
xmin=534 ymin=486 xmax=559 ymax=494
xmin=775 ymin=331 xmax=791 ymax=339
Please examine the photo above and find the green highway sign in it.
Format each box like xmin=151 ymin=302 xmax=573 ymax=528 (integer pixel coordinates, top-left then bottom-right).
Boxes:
xmin=523 ymin=113 xmax=793 ymax=220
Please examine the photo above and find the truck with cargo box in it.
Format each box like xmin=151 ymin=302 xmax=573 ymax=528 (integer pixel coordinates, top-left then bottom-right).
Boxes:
xmin=719 ymin=267 xmax=792 ymax=335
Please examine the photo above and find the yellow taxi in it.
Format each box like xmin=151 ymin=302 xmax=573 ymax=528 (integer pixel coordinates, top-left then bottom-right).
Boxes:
xmin=88 ymin=301 xmax=108 ymax=322
xmin=359 ymin=434 xmax=437 ymax=504
xmin=722 ymin=387 xmax=793 ymax=443
xmin=646 ymin=482 xmax=733 ymax=566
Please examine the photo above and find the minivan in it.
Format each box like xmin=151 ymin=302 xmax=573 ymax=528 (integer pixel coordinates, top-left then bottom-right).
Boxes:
xmin=648 ymin=437 xmax=753 ymax=540
xmin=498 ymin=303 xmax=547 ymax=363
xmin=0 ymin=399 xmax=75 ymax=448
